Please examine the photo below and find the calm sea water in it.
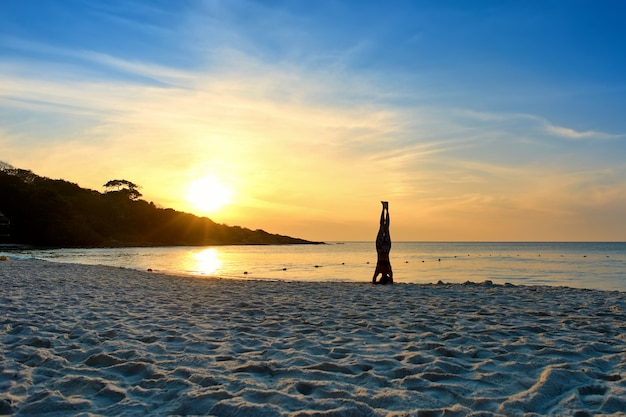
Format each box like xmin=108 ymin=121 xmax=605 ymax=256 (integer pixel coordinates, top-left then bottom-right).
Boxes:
xmin=3 ymin=242 xmax=625 ymax=291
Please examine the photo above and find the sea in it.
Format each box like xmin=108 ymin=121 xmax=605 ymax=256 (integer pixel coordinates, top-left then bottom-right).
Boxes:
xmin=3 ymin=242 xmax=625 ymax=291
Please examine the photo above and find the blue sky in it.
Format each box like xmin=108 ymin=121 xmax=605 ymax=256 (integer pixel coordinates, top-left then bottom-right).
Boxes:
xmin=1 ymin=1 xmax=625 ymax=241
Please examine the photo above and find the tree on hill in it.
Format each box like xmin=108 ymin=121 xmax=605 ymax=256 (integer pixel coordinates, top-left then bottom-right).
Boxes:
xmin=104 ymin=179 xmax=142 ymax=200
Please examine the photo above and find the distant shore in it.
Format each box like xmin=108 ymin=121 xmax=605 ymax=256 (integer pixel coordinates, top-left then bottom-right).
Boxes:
xmin=1 ymin=259 xmax=625 ymax=416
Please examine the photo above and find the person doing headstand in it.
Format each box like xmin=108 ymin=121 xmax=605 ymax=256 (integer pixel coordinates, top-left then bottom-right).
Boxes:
xmin=372 ymin=201 xmax=393 ymax=284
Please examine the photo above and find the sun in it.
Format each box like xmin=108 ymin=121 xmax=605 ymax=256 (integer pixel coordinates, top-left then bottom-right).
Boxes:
xmin=186 ymin=175 xmax=233 ymax=214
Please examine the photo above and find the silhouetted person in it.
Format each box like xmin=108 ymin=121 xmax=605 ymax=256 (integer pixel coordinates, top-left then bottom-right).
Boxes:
xmin=372 ymin=201 xmax=393 ymax=284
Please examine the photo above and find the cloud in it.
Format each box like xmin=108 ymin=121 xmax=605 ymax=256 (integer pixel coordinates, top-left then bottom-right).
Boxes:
xmin=544 ymin=123 xmax=623 ymax=140
xmin=0 ymin=43 xmax=412 ymax=209
xmin=455 ymin=109 xmax=623 ymax=139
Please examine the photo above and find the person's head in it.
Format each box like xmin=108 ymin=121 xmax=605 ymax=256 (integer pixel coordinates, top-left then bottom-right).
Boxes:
xmin=380 ymin=272 xmax=393 ymax=284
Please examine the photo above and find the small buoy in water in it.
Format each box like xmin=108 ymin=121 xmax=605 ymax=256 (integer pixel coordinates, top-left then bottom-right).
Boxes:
xmin=147 ymin=268 xmax=153 ymax=272
xmin=314 ymin=265 xmax=321 ymax=268
xmin=282 ymin=268 xmax=287 ymax=271
xmin=405 ymin=260 xmax=409 ymax=263
xmin=438 ymin=258 xmax=441 ymax=262
xmin=243 ymin=271 xmax=248 ymax=275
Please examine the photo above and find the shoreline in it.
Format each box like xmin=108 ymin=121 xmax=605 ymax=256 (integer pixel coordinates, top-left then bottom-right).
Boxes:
xmin=3 ymin=241 xmax=625 ymax=292
xmin=3 ymin=255 xmax=625 ymax=294
xmin=2 ymin=259 xmax=626 ymax=416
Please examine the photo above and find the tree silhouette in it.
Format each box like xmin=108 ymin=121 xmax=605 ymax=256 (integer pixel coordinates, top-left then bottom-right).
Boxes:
xmin=104 ymin=179 xmax=142 ymax=200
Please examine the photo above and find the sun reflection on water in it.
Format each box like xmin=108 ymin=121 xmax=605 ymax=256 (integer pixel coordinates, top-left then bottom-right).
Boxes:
xmin=191 ymin=248 xmax=222 ymax=276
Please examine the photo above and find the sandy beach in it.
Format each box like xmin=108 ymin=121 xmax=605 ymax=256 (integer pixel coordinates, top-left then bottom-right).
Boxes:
xmin=1 ymin=259 xmax=625 ymax=416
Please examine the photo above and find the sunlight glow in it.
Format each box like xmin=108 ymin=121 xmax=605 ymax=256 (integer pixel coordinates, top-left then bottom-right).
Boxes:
xmin=192 ymin=248 xmax=222 ymax=276
xmin=186 ymin=175 xmax=233 ymax=214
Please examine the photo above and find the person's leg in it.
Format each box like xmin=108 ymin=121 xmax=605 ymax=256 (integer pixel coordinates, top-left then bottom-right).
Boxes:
xmin=385 ymin=209 xmax=391 ymax=244
xmin=374 ymin=202 xmax=392 ymax=284
xmin=385 ymin=202 xmax=389 ymax=226
xmin=383 ymin=202 xmax=390 ymax=249
xmin=376 ymin=202 xmax=387 ymax=252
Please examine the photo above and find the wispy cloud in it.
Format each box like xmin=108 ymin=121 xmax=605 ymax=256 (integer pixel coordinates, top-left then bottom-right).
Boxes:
xmin=544 ymin=123 xmax=623 ymax=140
xmin=454 ymin=109 xmax=623 ymax=141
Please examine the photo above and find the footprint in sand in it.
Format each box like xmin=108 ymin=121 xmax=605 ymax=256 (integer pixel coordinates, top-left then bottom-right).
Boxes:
xmin=295 ymin=382 xmax=315 ymax=395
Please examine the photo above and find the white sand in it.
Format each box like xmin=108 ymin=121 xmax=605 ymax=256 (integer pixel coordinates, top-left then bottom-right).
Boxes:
xmin=1 ymin=259 xmax=625 ymax=416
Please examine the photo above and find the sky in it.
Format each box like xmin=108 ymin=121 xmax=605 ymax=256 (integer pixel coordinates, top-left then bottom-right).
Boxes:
xmin=1 ymin=0 xmax=625 ymax=242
